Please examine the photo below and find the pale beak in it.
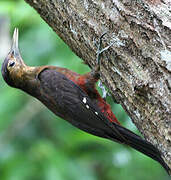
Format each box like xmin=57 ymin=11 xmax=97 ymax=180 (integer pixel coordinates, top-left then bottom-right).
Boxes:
xmin=10 ymin=28 xmax=24 ymax=63
xmin=11 ymin=28 xmax=20 ymax=56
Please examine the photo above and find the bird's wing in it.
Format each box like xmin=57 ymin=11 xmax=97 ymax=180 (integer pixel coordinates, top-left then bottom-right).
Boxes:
xmin=38 ymin=68 xmax=123 ymax=140
xmin=37 ymin=69 xmax=169 ymax=173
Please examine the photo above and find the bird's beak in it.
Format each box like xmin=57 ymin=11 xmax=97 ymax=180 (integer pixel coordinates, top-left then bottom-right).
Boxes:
xmin=10 ymin=28 xmax=24 ymax=63
xmin=11 ymin=28 xmax=19 ymax=53
xmin=11 ymin=28 xmax=20 ymax=56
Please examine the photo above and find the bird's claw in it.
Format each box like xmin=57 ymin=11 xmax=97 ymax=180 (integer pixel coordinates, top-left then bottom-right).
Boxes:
xmin=96 ymin=32 xmax=113 ymax=65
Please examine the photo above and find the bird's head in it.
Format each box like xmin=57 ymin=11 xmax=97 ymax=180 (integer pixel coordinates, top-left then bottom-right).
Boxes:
xmin=1 ymin=28 xmax=35 ymax=88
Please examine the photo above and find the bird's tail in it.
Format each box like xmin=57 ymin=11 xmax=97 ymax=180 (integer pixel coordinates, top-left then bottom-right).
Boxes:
xmin=108 ymin=123 xmax=170 ymax=175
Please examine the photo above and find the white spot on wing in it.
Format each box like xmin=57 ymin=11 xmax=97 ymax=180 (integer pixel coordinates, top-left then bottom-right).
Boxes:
xmin=86 ymin=105 xmax=89 ymax=109
xmin=95 ymin=112 xmax=98 ymax=115
xmin=83 ymin=97 xmax=87 ymax=104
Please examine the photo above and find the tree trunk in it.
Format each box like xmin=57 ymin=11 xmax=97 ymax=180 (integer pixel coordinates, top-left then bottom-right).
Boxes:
xmin=24 ymin=0 xmax=171 ymax=170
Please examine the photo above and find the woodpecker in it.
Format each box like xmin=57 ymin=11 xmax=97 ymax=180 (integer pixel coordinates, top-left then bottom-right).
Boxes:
xmin=1 ymin=28 xmax=170 ymax=175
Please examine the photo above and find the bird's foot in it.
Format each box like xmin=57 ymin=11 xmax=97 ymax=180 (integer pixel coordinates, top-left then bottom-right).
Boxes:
xmin=93 ymin=32 xmax=113 ymax=74
xmin=96 ymin=32 xmax=113 ymax=65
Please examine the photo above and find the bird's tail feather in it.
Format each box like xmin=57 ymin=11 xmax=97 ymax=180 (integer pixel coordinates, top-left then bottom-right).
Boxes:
xmin=108 ymin=123 xmax=170 ymax=175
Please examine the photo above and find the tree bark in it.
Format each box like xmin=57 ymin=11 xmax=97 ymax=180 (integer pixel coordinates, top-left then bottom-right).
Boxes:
xmin=24 ymin=0 xmax=171 ymax=170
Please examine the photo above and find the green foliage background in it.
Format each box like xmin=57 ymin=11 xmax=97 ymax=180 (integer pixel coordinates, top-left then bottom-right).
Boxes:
xmin=0 ymin=1 xmax=169 ymax=180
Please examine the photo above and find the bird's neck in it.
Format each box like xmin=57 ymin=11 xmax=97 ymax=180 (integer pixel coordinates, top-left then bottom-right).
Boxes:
xmin=13 ymin=65 xmax=40 ymax=92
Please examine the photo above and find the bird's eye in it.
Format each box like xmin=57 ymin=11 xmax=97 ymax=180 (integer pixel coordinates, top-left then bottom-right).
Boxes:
xmin=8 ymin=61 xmax=15 ymax=67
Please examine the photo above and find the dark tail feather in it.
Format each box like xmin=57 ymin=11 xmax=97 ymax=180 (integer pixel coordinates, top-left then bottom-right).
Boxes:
xmin=109 ymin=123 xmax=170 ymax=175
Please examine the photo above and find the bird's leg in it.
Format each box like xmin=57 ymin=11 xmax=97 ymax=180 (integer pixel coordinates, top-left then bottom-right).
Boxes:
xmin=91 ymin=32 xmax=113 ymax=99
xmin=80 ymin=32 xmax=113 ymax=99
xmin=92 ymin=32 xmax=113 ymax=78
